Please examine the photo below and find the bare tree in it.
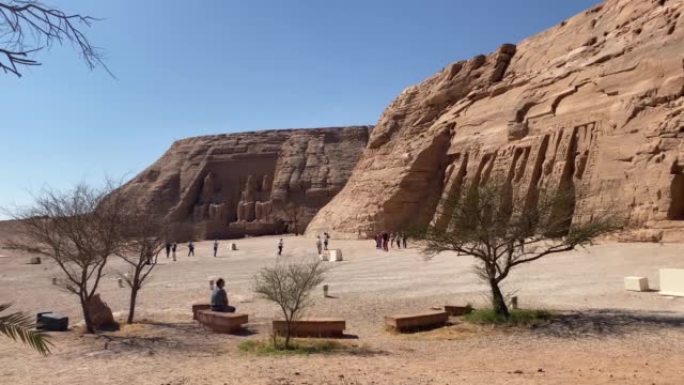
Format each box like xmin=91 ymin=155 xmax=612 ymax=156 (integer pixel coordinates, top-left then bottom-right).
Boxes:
xmin=116 ymin=212 xmax=166 ymax=324
xmin=0 ymin=303 xmax=51 ymax=355
xmin=5 ymin=182 xmax=127 ymax=333
xmin=413 ymin=179 xmax=620 ymax=317
xmin=0 ymin=1 xmax=109 ymax=77
xmin=253 ymin=259 xmax=327 ymax=349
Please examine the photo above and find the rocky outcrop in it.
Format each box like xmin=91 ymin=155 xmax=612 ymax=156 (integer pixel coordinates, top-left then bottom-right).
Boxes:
xmin=308 ymin=0 xmax=684 ymax=242
xmin=117 ymin=126 xmax=371 ymax=240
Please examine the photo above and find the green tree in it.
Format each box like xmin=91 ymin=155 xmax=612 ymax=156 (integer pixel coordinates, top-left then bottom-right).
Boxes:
xmin=414 ymin=179 xmax=620 ymax=317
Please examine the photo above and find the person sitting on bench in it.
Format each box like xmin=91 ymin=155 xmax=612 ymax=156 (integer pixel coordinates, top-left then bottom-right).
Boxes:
xmin=210 ymin=278 xmax=235 ymax=313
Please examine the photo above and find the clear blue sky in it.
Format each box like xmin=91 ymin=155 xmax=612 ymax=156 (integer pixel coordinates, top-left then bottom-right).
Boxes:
xmin=0 ymin=0 xmax=599 ymax=213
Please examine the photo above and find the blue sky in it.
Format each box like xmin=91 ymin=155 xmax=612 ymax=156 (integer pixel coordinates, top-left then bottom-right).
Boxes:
xmin=0 ymin=0 xmax=599 ymax=213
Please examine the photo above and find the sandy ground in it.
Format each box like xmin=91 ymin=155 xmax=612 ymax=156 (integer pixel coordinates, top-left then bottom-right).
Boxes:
xmin=1 ymin=235 xmax=684 ymax=384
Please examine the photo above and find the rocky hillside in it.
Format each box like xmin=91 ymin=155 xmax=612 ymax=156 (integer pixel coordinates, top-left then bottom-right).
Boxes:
xmin=117 ymin=126 xmax=371 ymax=240
xmin=308 ymin=0 xmax=684 ymax=241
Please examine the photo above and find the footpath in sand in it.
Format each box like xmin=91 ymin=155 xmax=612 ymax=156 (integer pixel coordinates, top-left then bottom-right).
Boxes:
xmin=1 ymin=236 xmax=683 ymax=384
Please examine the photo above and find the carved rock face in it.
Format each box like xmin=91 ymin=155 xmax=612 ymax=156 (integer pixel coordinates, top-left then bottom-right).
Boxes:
xmin=115 ymin=126 xmax=371 ymax=241
xmin=308 ymin=0 xmax=684 ymax=241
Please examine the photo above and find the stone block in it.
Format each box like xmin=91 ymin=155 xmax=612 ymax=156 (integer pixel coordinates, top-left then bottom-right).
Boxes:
xmin=230 ymin=243 xmax=238 ymax=251
xmin=327 ymin=249 xmax=343 ymax=262
xmin=319 ymin=253 xmax=329 ymax=261
xmin=272 ymin=318 xmax=345 ymax=338
xmin=659 ymin=269 xmax=684 ymax=297
xmin=385 ymin=311 xmax=449 ymax=333
xmin=28 ymin=257 xmax=41 ymax=265
xmin=624 ymin=276 xmax=649 ymax=292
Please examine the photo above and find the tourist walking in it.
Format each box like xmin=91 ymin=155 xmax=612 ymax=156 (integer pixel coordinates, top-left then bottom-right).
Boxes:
xmin=213 ymin=240 xmax=219 ymax=257
xmin=278 ymin=238 xmax=284 ymax=256
xmin=316 ymin=236 xmax=323 ymax=255
xmin=323 ymin=232 xmax=330 ymax=250
xmin=171 ymin=242 xmax=177 ymax=261
xmin=389 ymin=232 xmax=396 ymax=249
xmin=396 ymin=234 xmax=402 ymax=249
xmin=382 ymin=232 xmax=389 ymax=252
xmin=402 ymin=234 xmax=408 ymax=248
xmin=188 ymin=240 xmax=195 ymax=257
xmin=164 ymin=242 xmax=171 ymax=258
xmin=375 ymin=233 xmax=381 ymax=249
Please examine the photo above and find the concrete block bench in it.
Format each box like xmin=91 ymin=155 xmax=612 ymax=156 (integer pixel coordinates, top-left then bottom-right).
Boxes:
xmin=659 ymin=268 xmax=684 ymax=297
xmin=196 ymin=310 xmax=248 ymax=334
xmin=624 ymin=276 xmax=649 ymax=292
xmin=385 ymin=311 xmax=449 ymax=333
xmin=192 ymin=303 xmax=211 ymax=320
xmin=272 ymin=318 xmax=346 ymax=338
xmin=444 ymin=305 xmax=474 ymax=316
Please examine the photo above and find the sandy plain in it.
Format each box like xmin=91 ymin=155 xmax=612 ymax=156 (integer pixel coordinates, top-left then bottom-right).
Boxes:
xmin=1 ymin=234 xmax=683 ymax=385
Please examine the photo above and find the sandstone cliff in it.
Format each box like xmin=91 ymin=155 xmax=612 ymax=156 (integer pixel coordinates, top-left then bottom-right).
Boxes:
xmin=117 ymin=126 xmax=371 ymax=240
xmin=308 ymin=0 xmax=684 ymax=242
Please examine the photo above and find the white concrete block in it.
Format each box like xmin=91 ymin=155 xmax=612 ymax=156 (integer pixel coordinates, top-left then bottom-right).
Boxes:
xmin=624 ymin=276 xmax=649 ymax=292
xmin=319 ymin=253 xmax=329 ymax=261
xmin=659 ymin=268 xmax=684 ymax=297
xmin=328 ymin=249 xmax=343 ymax=262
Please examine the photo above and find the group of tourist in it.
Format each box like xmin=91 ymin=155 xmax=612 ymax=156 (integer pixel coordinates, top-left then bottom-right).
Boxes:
xmin=375 ymin=231 xmax=408 ymax=251
xmin=162 ymin=239 xmax=222 ymax=261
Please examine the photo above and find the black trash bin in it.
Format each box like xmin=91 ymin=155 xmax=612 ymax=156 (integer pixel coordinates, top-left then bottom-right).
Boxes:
xmin=36 ymin=312 xmax=69 ymax=331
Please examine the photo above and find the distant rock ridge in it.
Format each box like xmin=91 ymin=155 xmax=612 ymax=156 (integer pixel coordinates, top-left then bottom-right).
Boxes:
xmin=307 ymin=0 xmax=684 ymax=242
xmin=115 ymin=126 xmax=371 ymax=240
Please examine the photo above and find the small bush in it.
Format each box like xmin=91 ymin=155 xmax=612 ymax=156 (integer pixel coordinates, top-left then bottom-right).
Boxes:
xmin=238 ymin=338 xmax=347 ymax=356
xmin=464 ymin=308 xmax=552 ymax=327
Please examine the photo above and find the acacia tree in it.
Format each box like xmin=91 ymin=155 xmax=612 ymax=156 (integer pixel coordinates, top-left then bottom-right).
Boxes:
xmin=253 ymin=259 xmax=327 ymax=349
xmin=6 ymin=183 xmax=127 ymax=333
xmin=0 ymin=303 xmax=51 ymax=354
xmin=414 ymin=180 xmax=619 ymax=317
xmin=0 ymin=1 xmax=109 ymax=76
xmin=116 ymin=212 xmax=166 ymax=324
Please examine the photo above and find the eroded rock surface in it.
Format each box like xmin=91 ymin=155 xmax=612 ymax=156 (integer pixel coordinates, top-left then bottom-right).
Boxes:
xmin=308 ymin=0 xmax=684 ymax=241
xmin=117 ymin=127 xmax=371 ymax=240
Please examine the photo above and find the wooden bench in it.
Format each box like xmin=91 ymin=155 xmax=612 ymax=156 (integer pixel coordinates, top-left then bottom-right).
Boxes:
xmin=196 ymin=310 xmax=248 ymax=334
xmin=385 ymin=311 xmax=449 ymax=332
xmin=272 ymin=318 xmax=346 ymax=338
xmin=192 ymin=303 xmax=211 ymax=320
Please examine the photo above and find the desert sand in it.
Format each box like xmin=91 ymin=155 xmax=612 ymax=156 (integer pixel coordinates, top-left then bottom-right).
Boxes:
xmin=1 ymin=235 xmax=684 ymax=385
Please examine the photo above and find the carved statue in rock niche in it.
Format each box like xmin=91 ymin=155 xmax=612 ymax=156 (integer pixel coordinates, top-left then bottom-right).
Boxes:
xmin=201 ymin=172 xmax=215 ymax=202
xmin=262 ymin=174 xmax=272 ymax=196
xmin=241 ymin=175 xmax=257 ymax=202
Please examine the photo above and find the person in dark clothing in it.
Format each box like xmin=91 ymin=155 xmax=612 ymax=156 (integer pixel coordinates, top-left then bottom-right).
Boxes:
xmin=171 ymin=243 xmax=177 ymax=261
xmin=402 ymin=234 xmax=408 ymax=248
xmin=213 ymin=240 xmax=219 ymax=257
xmin=164 ymin=242 xmax=171 ymax=258
xmin=323 ymin=232 xmax=330 ymax=250
xmin=382 ymin=232 xmax=389 ymax=252
xmin=278 ymin=238 xmax=283 ymax=256
xmin=210 ymin=278 xmax=235 ymax=313
xmin=188 ymin=241 xmax=195 ymax=257
xmin=375 ymin=233 xmax=381 ymax=249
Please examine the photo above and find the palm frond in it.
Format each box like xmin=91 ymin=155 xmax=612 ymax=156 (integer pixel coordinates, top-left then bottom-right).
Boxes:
xmin=0 ymin=303 xmax=52 ymax=355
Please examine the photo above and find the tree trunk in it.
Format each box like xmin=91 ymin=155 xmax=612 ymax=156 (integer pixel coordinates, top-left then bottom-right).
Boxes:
xmin=489 ymin=279 xmax=510 ymax=317
xmin=127 ymin=267 xmax=143 ymax=324
xmin=127 ymin=284 xmax=139 ymax=324
xmin=80 ymin=295 xmax=95 ymax=333
xmin=284 ymin=320 xmax=292 ymax=349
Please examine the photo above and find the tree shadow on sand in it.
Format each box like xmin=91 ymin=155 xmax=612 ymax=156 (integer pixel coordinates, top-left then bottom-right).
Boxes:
xmin=531 ymin=309 xmax=684 ymax=338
